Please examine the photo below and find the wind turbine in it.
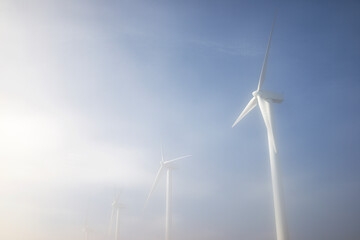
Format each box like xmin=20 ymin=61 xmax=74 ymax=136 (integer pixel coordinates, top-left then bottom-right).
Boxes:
xmin=145 ymin=147 xmax=191 ymax=240
xmin=109 ymin=192 xmax=125 ymax=240
xmin=232 ymin=15 xmax=289 ymax=240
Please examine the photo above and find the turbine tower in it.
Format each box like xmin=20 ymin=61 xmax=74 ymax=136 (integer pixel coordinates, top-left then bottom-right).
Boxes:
xmin=232 ymin=15 xmax=289 ymax=240
xmin=109 ymin=192 xmax=125 ymax=240
xmin=145 ymin=147 xmax=191 ymax=240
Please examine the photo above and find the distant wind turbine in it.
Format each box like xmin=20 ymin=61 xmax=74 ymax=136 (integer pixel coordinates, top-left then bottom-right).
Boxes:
xmin=145 ymin=147 xmax=191 ymax=240
xmin=232 ymin=15 xmax=289 ymax=240
xmin=109 ymin=192 xmax=125 ymax=240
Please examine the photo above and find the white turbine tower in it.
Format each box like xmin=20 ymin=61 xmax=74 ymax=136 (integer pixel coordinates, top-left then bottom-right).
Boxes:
xmin=145 ymin=147 xmax=191 ymax=240
xmin=109 ymin=192 xmax=125 ymax=240
xmin=232 ymin=16 xmax=289 ymax=240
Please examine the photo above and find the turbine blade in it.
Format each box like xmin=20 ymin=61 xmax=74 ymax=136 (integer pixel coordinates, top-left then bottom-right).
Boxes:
xmin=161 ymin=145 xmax=164 ymax=163
xmin=232 ymin=97 xmax=257 ymax=128
xmin=115 ymin=191 xmax=120 ymax=203
xmin=257 ymin=96 xmax=277 ymax=153
xmin=257 ymin=14 xmax=277 ymax=91
xmin=257 ymin=96 xmax=269 ymax=129
xmin=163 ymin=155 xmax=192 ymax=164
xmin=263 ymin=98 xmax=277 ymax=153
xmin=145 ymin=166 xmax=164 ymax=207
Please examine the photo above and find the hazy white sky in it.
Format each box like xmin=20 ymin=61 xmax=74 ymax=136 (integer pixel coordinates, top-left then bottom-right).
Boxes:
xmin=1 ymin=0 xmax=360 ymax=240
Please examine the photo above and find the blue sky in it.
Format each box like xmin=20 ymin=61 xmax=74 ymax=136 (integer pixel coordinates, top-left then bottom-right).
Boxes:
xmin=0 ymin=0 xmax=359 ymax=239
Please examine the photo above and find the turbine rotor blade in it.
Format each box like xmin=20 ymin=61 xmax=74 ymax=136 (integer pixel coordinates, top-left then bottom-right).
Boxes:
xmin=161 ymin=145 xmax=164 ymax=163
xmin=257 ymin=96 xmax=269 ymax=128
xmin=263 ymin=97 xmax=277 ymax=153
xmin=115 ymin=192 xmax=120 ymax=203
xmin=257 ymin=96 xmax=277 ymax=153
xmin=257 ymin=14 xmax=277 ymax=91
xmin=145 ymin=166 xmax=164 ymax=207
xmin=163 ymin=155 xmax=192 ymax=165
xmin=232 ymin=97 xmax=257 ymax=128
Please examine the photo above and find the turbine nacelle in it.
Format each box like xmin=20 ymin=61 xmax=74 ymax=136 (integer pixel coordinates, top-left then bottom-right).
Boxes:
xmin=161 ymin=161 xmax=173 ymax=169
xmin=160 ymin=161 xmax=174 ymax=170
xmin=252 ymin=90 xmax=260 ymax=97
xmin=112 ymin=201 xmax=125 ymax=208
xmin=252 ymin=90 xmax=284 ymax=103
xmin=161 ymin=160 xmax=178 ymax=169
xmin=112 ymin=193 xmax=124 ymax=208
xmin=145 ymin=152 xmax=191 ymax=208
xmin=232 ymin=15 xmax=281 ymax=154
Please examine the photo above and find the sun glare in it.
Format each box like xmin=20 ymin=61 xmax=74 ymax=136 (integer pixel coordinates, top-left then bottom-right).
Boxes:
xmin=0 ymin=113 xmax=64 ymax=156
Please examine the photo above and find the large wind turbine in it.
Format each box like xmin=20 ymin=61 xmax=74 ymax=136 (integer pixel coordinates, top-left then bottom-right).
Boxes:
xmin=145 ymin=148 xmax=191 ymax=240
xmin=109 ymin=192 xmax=125 ymax=240
xmin=232 ymin=16 xmax=289 ymax=240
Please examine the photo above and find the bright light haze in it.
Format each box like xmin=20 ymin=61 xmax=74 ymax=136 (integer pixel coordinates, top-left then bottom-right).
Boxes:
xmin=0 ymin=0 xmax=359 ymax=240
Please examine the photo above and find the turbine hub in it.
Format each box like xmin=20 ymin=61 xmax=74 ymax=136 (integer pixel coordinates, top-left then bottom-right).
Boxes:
xmin=252 ymin=90 xmax=260 ymax=97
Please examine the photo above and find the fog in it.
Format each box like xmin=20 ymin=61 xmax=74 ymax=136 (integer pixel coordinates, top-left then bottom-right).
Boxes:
xmin=1 ymin=0 xmax=360 ymax=239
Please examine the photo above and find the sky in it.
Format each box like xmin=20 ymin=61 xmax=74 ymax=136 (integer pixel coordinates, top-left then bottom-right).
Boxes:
xmin=0 ymin=0 xmax=360 ymax=239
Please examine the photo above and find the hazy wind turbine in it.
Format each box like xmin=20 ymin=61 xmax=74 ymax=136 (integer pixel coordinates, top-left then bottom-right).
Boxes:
xmin=232 ymin=15 xmax=289 ymax=240
xmin=109 ymin=192 xmax=125 ymax=240
xmin=145 ymin=147 xmax=191 ymax=240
